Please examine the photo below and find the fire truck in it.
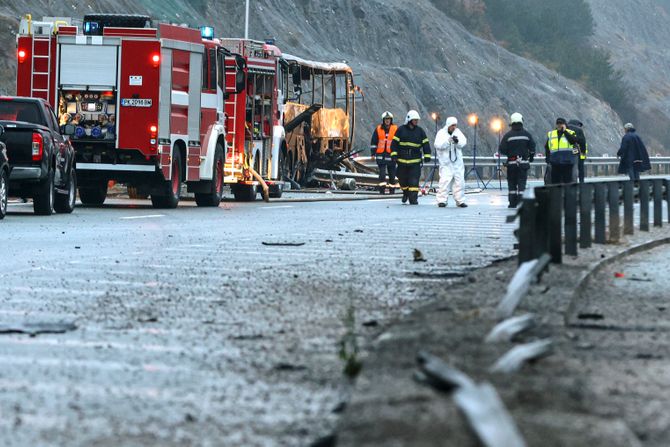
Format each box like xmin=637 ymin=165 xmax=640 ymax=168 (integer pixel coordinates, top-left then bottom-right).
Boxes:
xmin=15 ymin=14 xmax=248 ymax=208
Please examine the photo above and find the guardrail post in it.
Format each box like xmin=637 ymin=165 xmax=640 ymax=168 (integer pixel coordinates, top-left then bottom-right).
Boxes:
xmin=564 ymin=184 xmax=578 ymax=256
xmin=640 ymin=179 xmax=650 ymax=231
xmin=665 ymin=179 xmax=670 ymax=224
xmin=535 ymin=188 xmax=550 ymax=256
xmin=623 ymin=181 xmax=634 ymax=235
xmin=579 ymin=183 xmax=593 ymax=248
xmin=518 ymin=198 xmax=537 ymax=264
xmin=608 ymin=182 xmax=621 ymax=243
xmin=594 ymin=183 xmax=607 ymax=244
xmin=653 ymin=179 xmax=663 ymax=227
xmin=548 ymin=186 xmax=563 ymax=263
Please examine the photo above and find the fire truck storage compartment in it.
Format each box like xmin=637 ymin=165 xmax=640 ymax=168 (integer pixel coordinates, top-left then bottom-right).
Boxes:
xmin=59 ymin=43 xmax=118 ymax=89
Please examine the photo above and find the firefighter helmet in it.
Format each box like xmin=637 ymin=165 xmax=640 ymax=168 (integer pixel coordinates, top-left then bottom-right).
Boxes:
xmin=405 ymin=110 xmax=420 ymax=124
xmin=510 ymin=112 xmax=523 ymax=124
xmin=381 ymin=111 xmax=394 ymax=121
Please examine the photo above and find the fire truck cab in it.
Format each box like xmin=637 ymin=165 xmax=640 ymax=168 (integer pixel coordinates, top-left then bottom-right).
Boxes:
xmin=16 ymin=14 xmax=245 ymax=208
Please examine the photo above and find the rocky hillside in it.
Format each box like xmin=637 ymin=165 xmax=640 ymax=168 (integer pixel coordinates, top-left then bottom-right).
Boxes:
xmin=0 ymin=0 xmax=626 ymax=154
xmin=587 ymin=0 xmax=670 ymax=154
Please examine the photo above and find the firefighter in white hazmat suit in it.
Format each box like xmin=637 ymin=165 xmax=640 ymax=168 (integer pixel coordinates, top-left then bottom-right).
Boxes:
xmin=435 ymin=117 xmax=468 ymax=207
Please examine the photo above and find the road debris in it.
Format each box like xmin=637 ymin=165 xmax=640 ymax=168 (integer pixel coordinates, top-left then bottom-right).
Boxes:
xmin=413 ymin=249 xmax=426 ymax=262
xmin=262 ymin=241 xmax=306 ymax=247
xmin=417 ymin=352 xmax=526 ymax=447
xmin=496 ymin=254 xmax=550 ymax=320
xmin=490 ymin=339 xmax=553 ymax=374
xmin=0 ymin=321 xmax=77 ymax=336
xmin=485 ymin=314 xmax=535 ymax=343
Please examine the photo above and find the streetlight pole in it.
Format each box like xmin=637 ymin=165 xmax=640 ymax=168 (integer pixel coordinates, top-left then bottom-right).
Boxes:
xmin=465 ymin=114 xmax=485 ymax=189
xmin=484 ymin=118 xmax=504 ymax=190
xmin=244 ymin=0 xmax=250 ymax=39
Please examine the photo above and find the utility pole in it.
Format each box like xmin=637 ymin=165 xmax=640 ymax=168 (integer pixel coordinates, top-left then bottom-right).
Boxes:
xmin=244 ymin=0 xmax=250 ymax=39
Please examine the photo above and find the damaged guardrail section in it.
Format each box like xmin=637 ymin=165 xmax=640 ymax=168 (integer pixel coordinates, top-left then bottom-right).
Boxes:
xmin=514 ymin=178 xmax=670 ymax=264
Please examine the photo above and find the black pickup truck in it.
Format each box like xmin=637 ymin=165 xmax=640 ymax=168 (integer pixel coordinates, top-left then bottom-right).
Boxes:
xmin=0 ymin=125 xmax=8 ymax=219
xmin=0 ymin=97 xmax=76 ymax=215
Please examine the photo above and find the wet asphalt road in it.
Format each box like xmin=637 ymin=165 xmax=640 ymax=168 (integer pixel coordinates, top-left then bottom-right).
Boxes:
xmin=0 ymin=191 xmax=515 ymax=446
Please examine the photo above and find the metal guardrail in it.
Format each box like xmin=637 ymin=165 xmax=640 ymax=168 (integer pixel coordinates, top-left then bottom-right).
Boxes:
xmin=514 ymin=178 xmax=670 ymax=265
xmin=357 ymin=157 xmax=670 ymax=179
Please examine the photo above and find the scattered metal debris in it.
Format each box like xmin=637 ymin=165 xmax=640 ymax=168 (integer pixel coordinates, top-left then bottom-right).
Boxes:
xmin=0 ymin=321 xmax=77 ymax=336
xmin=262 ymin=241 xmax=306 ymax=247
xmin=496 ymin=254 xmax=550 ymax=319
xmin=417 ymin=351 xmax=526 ymax=447
xmin=490 ymin=339 xmax=553 ymax=374
xmin=577 ymin=313 xmax=604 ymax=320
xmin=274 ymin=363 xmax=308 ymax=371
xmin=485 ymin=314 xmax=535 ymax=343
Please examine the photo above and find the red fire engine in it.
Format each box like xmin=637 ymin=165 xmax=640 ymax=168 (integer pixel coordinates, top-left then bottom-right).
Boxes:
xmin=15 ymin=14 xmax=248 ymax=208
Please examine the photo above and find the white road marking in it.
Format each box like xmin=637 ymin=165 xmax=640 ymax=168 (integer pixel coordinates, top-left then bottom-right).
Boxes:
xmin=262 ymin=205 xmax=294 ymax=210
xmin=119 ymin=214 xmax=165 ymax=220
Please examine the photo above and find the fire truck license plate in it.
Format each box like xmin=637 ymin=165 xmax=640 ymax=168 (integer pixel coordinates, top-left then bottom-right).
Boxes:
xmin=121 ymin=98 xmax=152 ymax=107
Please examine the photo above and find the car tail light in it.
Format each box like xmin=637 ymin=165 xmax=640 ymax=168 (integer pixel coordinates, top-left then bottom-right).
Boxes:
xmin=149 ymin=125 xmax=158 ymax=138
xmin=151 ymin=53 xmax=160 ymax=68
xmin=32 ymin=133 xmax=43 ymax=161
xmin=18 ymin=49 xmax=27 ymax=64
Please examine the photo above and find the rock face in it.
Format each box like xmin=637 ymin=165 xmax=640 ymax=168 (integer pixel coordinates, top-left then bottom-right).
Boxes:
xmin=0 ymin=0 xmax=626 ymax=153
xmin=587 ymin=0 xmax=670 ymax=153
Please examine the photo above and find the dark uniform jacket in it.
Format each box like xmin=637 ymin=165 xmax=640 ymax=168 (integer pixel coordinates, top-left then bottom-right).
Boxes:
xmin=390 ymin=124 xmax=432 ymax=164
xmin=567 ymin=121 xmax=587 ymax=157
xmin=617 ymin=129 xmax=651 ymax=174
xmin=499 ymin=124 xmax=536 ymax=162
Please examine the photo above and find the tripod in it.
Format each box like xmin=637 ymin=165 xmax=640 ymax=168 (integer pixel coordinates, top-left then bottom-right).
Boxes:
xmin=464 ymin=121 xmax=486 ymax=189
xmin=420 ymin=157 xmax=439 ymax=195
xmin=483 ymin=126 xmax=505 ymax=190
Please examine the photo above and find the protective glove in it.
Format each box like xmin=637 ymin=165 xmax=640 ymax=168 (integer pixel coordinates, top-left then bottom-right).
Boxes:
xmin=452 ymin=136 xmax=459 ymax=144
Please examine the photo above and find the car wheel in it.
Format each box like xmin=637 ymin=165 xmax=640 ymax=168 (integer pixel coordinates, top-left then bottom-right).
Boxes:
xmin=55 ymin=169 xmax=77 ymax=213
xmin=33 ymin=169 xmax=55 ymax=216
xmin=0 ymin=168 xmax=8 ymax=220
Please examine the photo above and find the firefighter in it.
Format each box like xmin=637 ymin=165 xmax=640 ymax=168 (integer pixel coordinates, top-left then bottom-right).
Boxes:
xmin=435 ymin=116 xmax=468 ymax=208
xmin=544 ymin=117 xmax=579 ymax=184
xmin=370 ymin=111 xmax=398 ymax=194
xmin=390 ymin=110 xmax=432 ymax=205
xmin=499 ymin=113 xmax=536 ymax=208
xmin=567 ymin=119 xmax=588 ymax=183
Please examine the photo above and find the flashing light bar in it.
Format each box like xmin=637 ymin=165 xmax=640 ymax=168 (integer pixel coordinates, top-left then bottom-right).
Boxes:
xmin=200 ymin=26 xmax=214 ymax=40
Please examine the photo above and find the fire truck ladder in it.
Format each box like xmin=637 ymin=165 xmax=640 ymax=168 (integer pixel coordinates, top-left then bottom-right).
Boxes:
xmin=31 ymin=34 xmax=52 ymax=101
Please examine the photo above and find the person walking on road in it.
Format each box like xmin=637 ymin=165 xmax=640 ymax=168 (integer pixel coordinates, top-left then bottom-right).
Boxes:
xmin=617 ymin=123 xmax=651 ymax=181
xmin=567 ymin=119 xmax=588 ymax=183
xmin=370 ymin=111 xmax=399 ymax=194
xmin=499 ymin=113 xmax=536 ymax=208
xmin=545 ymin=117 xmax=579 ymax=185
xmin=390 ymin=110 xmax=432 ymax=205
xmin=434 ymin=116 xmax=468 ymax=208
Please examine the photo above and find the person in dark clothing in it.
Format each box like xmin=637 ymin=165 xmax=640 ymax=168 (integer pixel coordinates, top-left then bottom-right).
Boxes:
xmin=390 ymin=110 xmax=432 ymax=205
xmin=499 ymin=112 xmax=536 ymax=208
xmin=545 ymin=117 xmax=579 ymax=184
xmin=370 ymin=111 xmax=399 ymax=194
xmin=617 ymin=123 xmax=651 ymax=181
xmin=567 ymin=119 xmax=588 ymax=183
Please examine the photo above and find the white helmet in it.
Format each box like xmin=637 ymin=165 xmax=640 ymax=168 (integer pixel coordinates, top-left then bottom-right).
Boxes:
xmin=381 ymin=111 xmax=393 ymax=121
xmin=510 ymin=112 xmax=523 ymax=124
xmin=445 ymin=116 xmax=458 ymax=128
xmin=405 ymin=110 xmax=420 ymax=124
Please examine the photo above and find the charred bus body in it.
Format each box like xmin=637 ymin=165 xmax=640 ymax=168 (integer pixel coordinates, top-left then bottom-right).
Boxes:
xmin=279 ymin=54 xmax=357 ymax=185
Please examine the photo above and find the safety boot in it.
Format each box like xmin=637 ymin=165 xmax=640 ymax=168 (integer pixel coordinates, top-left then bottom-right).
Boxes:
xmin=409 ymin=191 xmax=419 ymax=205
xmin=402 ymin=191 xmax=408 ymax=204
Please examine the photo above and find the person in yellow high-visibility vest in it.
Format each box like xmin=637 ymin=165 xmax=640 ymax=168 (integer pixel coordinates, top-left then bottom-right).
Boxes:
xmin=544 ymin=118 xmax=579 ymax=185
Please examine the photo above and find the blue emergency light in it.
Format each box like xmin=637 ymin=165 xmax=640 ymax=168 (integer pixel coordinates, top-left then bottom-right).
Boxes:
xmin=200 ymin=26 xmax=214 ymax=39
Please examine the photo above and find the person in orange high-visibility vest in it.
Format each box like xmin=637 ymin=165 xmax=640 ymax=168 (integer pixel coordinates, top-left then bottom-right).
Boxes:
xmin=370 ymin=111 xmax=399 ymax=194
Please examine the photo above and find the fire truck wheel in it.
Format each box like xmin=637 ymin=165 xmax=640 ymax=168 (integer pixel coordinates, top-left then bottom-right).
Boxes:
xmin=33 ymin=169 xmax=55 ymax=216
xmin=54 ymin=169 xmax=77 ymax=214
xmin=79 ymin=180 xmax=108 ymax=207
xmin=232 ymin=184 xmax=257 ymax=202
xmin=151 ymin=149 xmax=182 ymax=209
xmin=268 ymin=184 xmax=283 ymax=199
xmin=0 ymin=168 xmax=7 ymax=220
xmin=195 ymin=145 xmax=224 ymax=207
